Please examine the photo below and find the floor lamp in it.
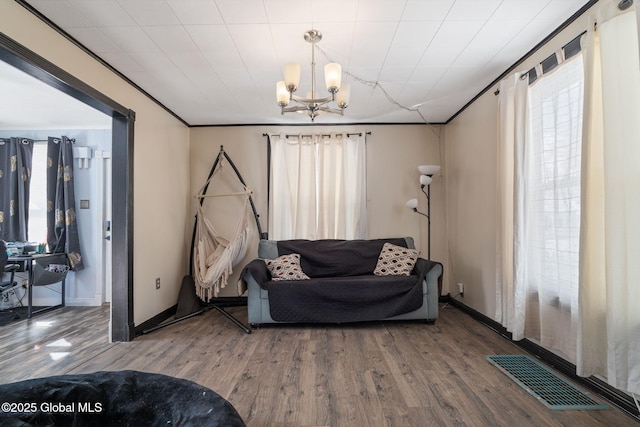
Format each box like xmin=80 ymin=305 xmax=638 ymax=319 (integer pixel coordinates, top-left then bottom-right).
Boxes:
xmin=406 ymin=165 xmax=440 ymax=259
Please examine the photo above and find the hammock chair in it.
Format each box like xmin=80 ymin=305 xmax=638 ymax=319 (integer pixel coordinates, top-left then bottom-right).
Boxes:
xmin=144 ymin=146 xmax=265 ymax=335
xmin=192 ymin=160 xmax=252 ymax=301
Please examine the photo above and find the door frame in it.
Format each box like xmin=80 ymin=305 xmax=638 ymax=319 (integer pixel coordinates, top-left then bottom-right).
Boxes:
xmin=0 ymin=32 xmax=135 ymax=342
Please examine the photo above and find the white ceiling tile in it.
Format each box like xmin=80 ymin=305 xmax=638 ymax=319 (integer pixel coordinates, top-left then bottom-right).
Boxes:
xmin=407 ymin=66 xmax=448 ymax=84
xmin=167 ymin=0 xmax=224 ymax=24
xmin=378 ymin=66 xmax=415 ymax=82
xmin=356 ymin=0 xmax=406 ymax=22
xmin=116 ymin=0 xmax=180 ymax=26
xmin=99 ymin=52 xmax=145 ymax=72
xmin=419 ymin=20 xmax=485 ymax=66
xmin=143 ymin=26 xmax=200 ymax=53
xmin=491 ymin=0 xmax=551 ymax=21
xmin=401 ymin=0 xmax=454 ymax=21
xmin=201 ymin=47 xmax=245 ymax=70
xmin=68 ymin=0 xmax=137 ymax=27
xmin=186 ymin=25 xmax=234 ymax=51
xmin=496 ymin=19 xmax=559 ymax=63
xmin=391 ymin=21 xmax=440 ymax=49
xmin=28 ymin=0 xmax=94 ymax=27
xmin=131 ymin=52 xmax=176 ymax=70
xmin=535 ymin=0 xmax=591 ymax=22
xmin=171 ymin=51 xmax=215 ymax=79
xmin=447 ymin=0 xmax=502 ymax=21
xmin=102 ymin=26 xmax=161 ymax=52
xmin=264 ymin=0 xmax=313 ymax=23
xmin=215 ymin=0 xmax=268 ymax=23
xmin=383 ymin=46 xmax=424 ymax=67
xmin=452 ymin=19 xmax=529 ymax=68
xmin=66 ymin=27 xmax=121 ymax=53
xmin=351 ymin=21 xmax=397 ymax=62
xmin=311 ymin=0 xmax=359 ymax=22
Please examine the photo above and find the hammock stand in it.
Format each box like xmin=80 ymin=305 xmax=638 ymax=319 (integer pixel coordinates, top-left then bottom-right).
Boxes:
xmin=143 ymin=145 xmax=266 ymax=335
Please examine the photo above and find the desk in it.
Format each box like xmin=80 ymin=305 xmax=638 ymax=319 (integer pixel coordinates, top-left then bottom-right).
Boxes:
xmin=7 ymin=253 xmax=68 ymax=318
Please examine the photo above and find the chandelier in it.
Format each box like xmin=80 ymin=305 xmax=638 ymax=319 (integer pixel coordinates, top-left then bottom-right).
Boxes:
xmin=276 ymin=29 xmax=350 ymax=122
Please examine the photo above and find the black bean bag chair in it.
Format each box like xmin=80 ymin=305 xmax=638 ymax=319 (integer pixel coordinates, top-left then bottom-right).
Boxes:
xmin=0 ymin=370 xmax=245 ymax=426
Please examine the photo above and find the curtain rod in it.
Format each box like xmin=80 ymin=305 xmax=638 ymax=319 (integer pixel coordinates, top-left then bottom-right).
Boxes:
xmin=494 ymin=30 xmax=587 ymax=96
xmin=262 ymin=132 xmax=371 ymax=138
xmin=0 ymin=137 xmax=75 ymax=144
xmin=33 ymin=137 xmax=76 ymax=143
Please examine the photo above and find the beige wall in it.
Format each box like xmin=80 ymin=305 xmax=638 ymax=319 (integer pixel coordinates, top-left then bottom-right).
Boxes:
xmin=444 ymin=4 xmax=598 ymax=319
xmin=1 ymin=1 xmax=191 ymax=325
xmin=189 ymin=124 xmax=449 ymax=296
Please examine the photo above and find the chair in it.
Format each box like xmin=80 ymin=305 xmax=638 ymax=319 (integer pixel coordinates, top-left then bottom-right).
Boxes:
xmin=0 ymin=241 xmax=21 ymax=317
xmin=28 ymin=253 xmax=69 ymax=318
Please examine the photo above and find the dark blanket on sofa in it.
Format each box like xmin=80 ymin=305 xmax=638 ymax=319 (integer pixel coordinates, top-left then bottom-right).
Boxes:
xmin=242 ymin=238 xmax=440 ymax=323
xmin=263 ymin=272 xmax=426 ymax=323
xmin=0 ymin=370 xmax=245 ymax=427
xmin=276 ymin=238 xmax=410 ymax=278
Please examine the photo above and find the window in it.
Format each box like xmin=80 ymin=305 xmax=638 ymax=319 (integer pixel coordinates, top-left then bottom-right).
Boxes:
xmin=524 ymin=54 xmax=584 ymax=304
xmin=268 ymin=133 xmax=367 ymax=240
xmin=27 ymin=142 xmax=47 ymax=243
xmin=517 ymin=52 xmax=584 ymax=362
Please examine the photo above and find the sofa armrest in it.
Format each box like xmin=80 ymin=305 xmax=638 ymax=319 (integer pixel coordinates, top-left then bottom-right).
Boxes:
xmin=240 ymin=259 xmax=271 ymax=287
xmin=414 ymin=258 xmax=443 ymax=296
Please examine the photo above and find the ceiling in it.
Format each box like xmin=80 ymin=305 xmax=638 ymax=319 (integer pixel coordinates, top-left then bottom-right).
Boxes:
xmin=13 ymin=0 xmax=592 ymax=126
xmin=0 ymin=60 xmax=111 ymax=130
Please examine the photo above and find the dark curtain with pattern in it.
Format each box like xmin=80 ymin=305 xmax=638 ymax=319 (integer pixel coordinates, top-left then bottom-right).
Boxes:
xmin=0 ymin=137 xmax=34 ymax=242
xmin=47 ymin=136 xmax=83 ymax=271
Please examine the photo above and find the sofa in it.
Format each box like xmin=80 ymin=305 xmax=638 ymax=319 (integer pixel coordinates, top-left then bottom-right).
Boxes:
xmin=239 ymin=237 xmax=442 ymax=327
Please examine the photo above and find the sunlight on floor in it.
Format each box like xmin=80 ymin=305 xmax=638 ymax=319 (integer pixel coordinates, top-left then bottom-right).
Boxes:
xmin=35 ymin=320 xmax=55 ymax=327
xmin=45 ymin=337 xmax=72 ymax=360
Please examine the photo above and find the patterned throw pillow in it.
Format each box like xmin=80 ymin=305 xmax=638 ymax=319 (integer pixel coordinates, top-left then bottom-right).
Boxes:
xmin=373 ymin=242 xmax=419 ymax=276
xmin=264 ymin=253 xmax=310 ymax=281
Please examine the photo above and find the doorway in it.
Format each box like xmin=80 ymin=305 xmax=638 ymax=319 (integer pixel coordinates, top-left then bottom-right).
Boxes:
xmin=0 ymin=33 xmax=134 ymax=342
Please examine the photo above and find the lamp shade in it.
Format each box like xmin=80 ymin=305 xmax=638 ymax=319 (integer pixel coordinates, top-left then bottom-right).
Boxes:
xmin=283 ymin=63 xmax=301 ymax=91
xmin=420 ymin=175 xmax=433 ymax=186
xmin=336 ymin=82 xmax=350 ymax=107
xmin=406 ymin=198 xmax=418 ymax=209
xmin=324 ymin=63 xmax=342 ymax=91
xmin=418 ymin=165 xmax=441 ymax=176
xmin=276 ymin=81 xmax=289 ymax=105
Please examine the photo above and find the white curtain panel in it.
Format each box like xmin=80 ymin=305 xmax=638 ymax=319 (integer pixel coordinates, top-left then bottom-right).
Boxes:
xmin=269 ymin=133 xmax=367 ymax=240
xmin=496 ymin=49 xmax=585 ymax=364
xmin=495 ymin=73 xmax=528 ymax=338
xmin=578 ymin=1 xmax=640 ymax=395
xmin=519 ymin=54 xmax=584 ymax=363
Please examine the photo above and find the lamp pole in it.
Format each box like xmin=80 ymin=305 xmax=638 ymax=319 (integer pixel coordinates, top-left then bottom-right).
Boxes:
xmin=421 ymin=182 xmax=431 ymax=259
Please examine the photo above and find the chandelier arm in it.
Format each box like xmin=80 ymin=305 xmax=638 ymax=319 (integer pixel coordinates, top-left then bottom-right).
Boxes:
xmin=290 ymin=94 xmax=334 ymax=104
xmin=281 ymin=105 xmax=314 ymax=114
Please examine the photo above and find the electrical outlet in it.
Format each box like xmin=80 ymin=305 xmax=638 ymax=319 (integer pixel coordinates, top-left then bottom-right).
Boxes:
xmin=457 ymin=282 xmax=464 ymax=297
xmin=155 ymin=278 xmax=161 ymax=290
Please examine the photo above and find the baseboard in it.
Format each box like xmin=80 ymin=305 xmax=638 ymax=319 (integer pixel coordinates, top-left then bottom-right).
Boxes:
xmin=445 ymin=295 xmax=640 ymax=421
xmin=202 ymin=296 xmax=248 ymax=307
xmin=134 ymin=305 xmax=177 ymax=337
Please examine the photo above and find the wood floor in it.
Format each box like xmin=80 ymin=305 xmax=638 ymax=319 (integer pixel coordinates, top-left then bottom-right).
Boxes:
xmin=0 ymin=304 xmax=637 ymax=427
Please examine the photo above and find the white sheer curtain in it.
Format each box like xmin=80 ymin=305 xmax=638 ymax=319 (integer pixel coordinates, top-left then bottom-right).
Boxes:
xmin=496 ymin=72 xmax=528 ymax=338
xmin=269 ymin=133 xmax=367 ymax=240
xmin=496 ymin=48 xmax=585 ymax=364
xmin=578 ymin=1 xmax=640 ymax=395
xmin=519 ymin=54 xmax=584 ymax=362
